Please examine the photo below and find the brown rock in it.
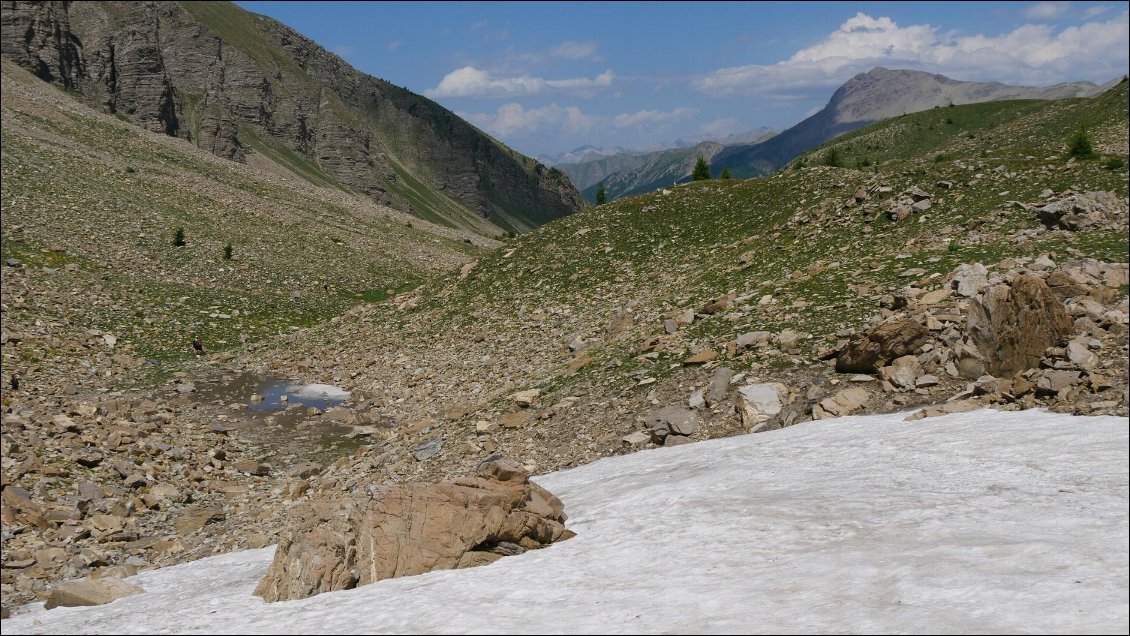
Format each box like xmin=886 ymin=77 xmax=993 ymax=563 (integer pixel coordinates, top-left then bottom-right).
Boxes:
xmin=175 ymin=507 xmax=225 ymax=536
xmin=813 ymin=386 xmax=870 ymax=419
xmin=498 ymin=411 xmax=530 ymax=429
xmin=44 ymin=577 xmax=144 ymax=610
xmin=880 ymin=355 xmax=922 ymax=389
xmin=683 ymin=350 xmax=718 ymax=365
xmin=233 ymin=460 xmax=270 ymax=476
xmin=966 ymin=274 xmax=1072 ymax=376
xmin=254 ymin=458 xmax=573 ymax=602
xmin=700 ymin=294 xmax=735 ymax=315
xmin=511 ymin=389 xmax=541 ymax=408
xmin=905 ymin=399 xmax=981 ymax=420
xmin=836 ymin=318 xmax=930 ymax=373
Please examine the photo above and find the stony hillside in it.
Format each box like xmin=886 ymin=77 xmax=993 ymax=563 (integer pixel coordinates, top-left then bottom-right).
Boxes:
xmin=1 ymin=71 xmax=1126 ymax=616
xmin=713 ymin=67 xmax=1104 ymax=179
xmin=237 ymin=80 xmax=1127 ymax=487
xmin=0 ymin=1 xmax=586 ymax=234
xmin=0 ymin=57 xmax=491 ymax=372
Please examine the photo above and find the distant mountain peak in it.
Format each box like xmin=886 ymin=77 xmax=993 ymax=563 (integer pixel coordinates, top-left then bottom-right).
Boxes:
xmin=709 ymin=67 xmax=1102 ymax=181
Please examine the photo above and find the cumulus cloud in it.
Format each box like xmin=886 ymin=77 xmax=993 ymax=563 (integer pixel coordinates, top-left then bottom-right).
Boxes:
xmin=612 ymin=107 xmax=697 ymax=128
xmin=1022 ymin=1 xmax=1072 ymax=20
xmin=1082 ymin=5 xmax=1112 ymax=18
xmin=462 ymin=103 xmax=599 ymax=137
xmin=546 ymin=41 xmax=600 ymax=61
xmin=427 ymin=67 xmax=615 ymax=98
xmin=463 ymin=104 xmax=698 ymax=138
xmin=694 ymin=10 xmax=1129 ymax=99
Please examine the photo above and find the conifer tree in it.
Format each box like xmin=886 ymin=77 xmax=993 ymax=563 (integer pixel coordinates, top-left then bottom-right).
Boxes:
xmin=691 ymin=157 xmax=712 ymax=181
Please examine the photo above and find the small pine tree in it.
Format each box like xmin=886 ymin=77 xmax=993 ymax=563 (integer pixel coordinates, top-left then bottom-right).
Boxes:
xmin=720 ymin=167 xmax=732 ymax=180
xmin=595 ymin=182 xmax=606 ymax=204
xmin=1068 ymin=127 xmax=1096 ymax=159
xmin=173 ymin=227 xmax=186 ymax=247
xmin=823 ymin=148 xmax=842 ymax=167
xmin=691 ymin=157 xmax=712 ymax=181
xmin=223 ymin=242 xmax=233 ymax=260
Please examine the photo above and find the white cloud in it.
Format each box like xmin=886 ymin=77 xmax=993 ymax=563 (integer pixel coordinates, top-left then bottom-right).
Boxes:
xmin=1022 ymin=1 xmax=1072 ymax=20
xmin=330 ymin=45 xmax=355 ymax=59
xmin=462 ymin=103 xmax=600 ymax=137
xmin=1082 ymin=5 xmax=1112 ymax=18
xmin=463 ymin=104 xmax=698 ymax=139
xmin=546 ymin=41 xmax=600 ymax=61
xmin=694 ymin=10 xmax=1130 ymax=99
xmin=700 ymin=117 xmax=742 ymax=137
xmin=387 ymin=41 xmax=403 ymax=51
xmin=427 ymin=67 xmax=615 ymax=98
xmin=612 ymin=107 xmax=697 ymax=128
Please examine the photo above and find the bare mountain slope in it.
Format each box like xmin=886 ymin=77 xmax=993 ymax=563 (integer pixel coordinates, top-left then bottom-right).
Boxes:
xmin=0 ymin=1 xmax=585 ymax=234
xmin=713 ymin=67 xmax=1102 ymax=178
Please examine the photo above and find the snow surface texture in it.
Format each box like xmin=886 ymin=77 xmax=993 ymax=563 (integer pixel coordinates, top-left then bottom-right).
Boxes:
xmin=6 ymin=409 xmax=1127 ymax=635
xmin=286 ymin=383 xmax=350 ymax=401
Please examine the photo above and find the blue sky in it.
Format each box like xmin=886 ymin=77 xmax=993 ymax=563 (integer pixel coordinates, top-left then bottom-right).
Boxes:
xmin=237 ymin=1 xmax=1129 ymax=159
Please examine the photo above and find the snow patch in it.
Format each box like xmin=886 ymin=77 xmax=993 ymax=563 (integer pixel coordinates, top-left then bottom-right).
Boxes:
xmin=5 ymin=409 xmax=1126 ymax=634
xmin=286 ymin=383 xmax=350 ymax=401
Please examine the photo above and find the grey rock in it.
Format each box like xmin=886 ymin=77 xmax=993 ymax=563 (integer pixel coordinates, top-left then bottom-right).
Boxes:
xmin=621 ymin=431 xmax=651 ymax=446
xmin=705 ymin=367 xmax=735 ymax=406
xmin=412 ymin=437 xmax=443 ymax=461
xmin=738 ymin=383 xmax=786 ymax=431
xmin=950 ymin=263 xmax=989 ymax=297
xmin=645 ymin=406 xmax=698 ymax=437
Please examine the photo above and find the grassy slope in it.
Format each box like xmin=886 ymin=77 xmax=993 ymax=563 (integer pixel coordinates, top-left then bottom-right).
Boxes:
xmin=0 ymin=60 xmax=486 ymax=380
xmin=320 ymin=81 xmax=1129 ymax=405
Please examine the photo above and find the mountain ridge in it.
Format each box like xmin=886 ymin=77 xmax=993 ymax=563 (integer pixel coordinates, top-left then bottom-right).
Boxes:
xmin=713 ymin=66 xmax=1105 ymax=178
xmin=0 ymin=0 xmax=585 ymax=234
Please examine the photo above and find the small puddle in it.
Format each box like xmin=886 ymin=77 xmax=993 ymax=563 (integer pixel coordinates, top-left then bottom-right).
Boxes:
xmin=247 ymin=379 xmax=351 ymax=414
xmin=191 ymin=372 xmax=358 ymax=457
xmin=190 ymin=372 xmax=352 ymax=433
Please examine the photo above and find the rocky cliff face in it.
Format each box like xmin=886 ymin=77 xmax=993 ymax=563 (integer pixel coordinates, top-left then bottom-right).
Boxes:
xmin=0 ymin=1 xmax=585 ymax=234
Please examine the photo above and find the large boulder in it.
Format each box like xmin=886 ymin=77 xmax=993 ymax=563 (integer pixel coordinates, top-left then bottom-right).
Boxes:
xmin=44 ymin=577 xmax=144 ymax=610
xmin=966 ymin=274 xmax=1072 ymax=376
xmin=1035 ymin=191 xmax=1125 ymax=231
xmin=835 ymin=318 xmax=930 ymax=373
xmin=949 ymin=263 xmax=989 ymax=297
xmin=254 ymin=458 xmax=574 ymax=602
xmin=737 ymin=383 xmax=788 ymax=432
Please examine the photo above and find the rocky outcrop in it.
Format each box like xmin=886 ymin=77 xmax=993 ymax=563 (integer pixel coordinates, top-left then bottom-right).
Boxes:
xmin=835 ymin=317 xmax=931 ymax=373
xmin=0 ymin=1 xmax=585 ymax=233
xmin=966 ymin=274 xmax=1072 ymax=377
xmin=1036 ymin=191 xmax=1127 ymax=231
xmin=254 ymin=458 xmax=573 ymax=602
